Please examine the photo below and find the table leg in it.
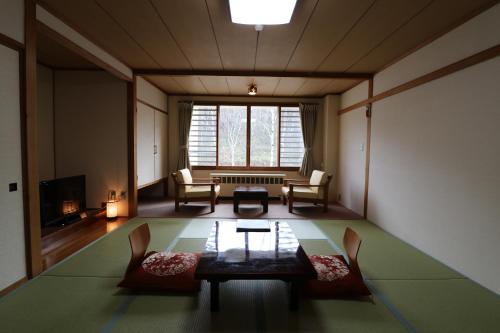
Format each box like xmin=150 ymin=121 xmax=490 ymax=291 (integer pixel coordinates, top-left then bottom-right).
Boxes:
xmin=262 ymin=199 xmax=268 ymax=213
xmin=233 ymin=199 xmax=239 ymax=213
xmin=210 ymin=280 xmax=220 ymax=312
xmin=289 ymin=281 xmax=299 ymax=311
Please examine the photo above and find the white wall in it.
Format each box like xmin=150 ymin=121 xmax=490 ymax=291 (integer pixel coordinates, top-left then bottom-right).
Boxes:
xmin=54 ymin=71 xmax=129 ymax=216
xmin=0 ymin=44 xmax=27 ymax=291
xmin=338 ymin=81 xmax=369 ymax=214
xmin=37 ymin=64 xmax=55 ymax=181
xmin=335 ymin=3 xmax=500 ymax=294
xmin=323 ymin=95 xmax=340 ymax=201
xmin=0 ymin=0 xmax=24 ymax=43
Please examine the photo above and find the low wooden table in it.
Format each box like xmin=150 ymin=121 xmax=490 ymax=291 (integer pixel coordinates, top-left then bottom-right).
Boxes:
xmin=233 ymin=186 xmax=269 ymax=213
xmin=194 ymin=220 xmax=317 ymax=311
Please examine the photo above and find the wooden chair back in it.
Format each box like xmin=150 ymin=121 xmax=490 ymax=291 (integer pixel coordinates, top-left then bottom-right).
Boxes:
xmin=126 ymin=223 xmax=151 ymax=273
xmin=343 ymin=227 xmax=362 ymax=276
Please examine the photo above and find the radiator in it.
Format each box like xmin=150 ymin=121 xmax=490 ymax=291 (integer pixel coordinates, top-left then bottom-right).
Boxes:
xmin=210 ymin=173 xmax=286 ymax=197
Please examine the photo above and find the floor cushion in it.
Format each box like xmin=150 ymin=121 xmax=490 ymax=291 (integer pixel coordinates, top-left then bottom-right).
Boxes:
xmin=118 ymin=251 xmax=201 ymax=292
xmin=306 ymin=254 xmax=371 ymax=298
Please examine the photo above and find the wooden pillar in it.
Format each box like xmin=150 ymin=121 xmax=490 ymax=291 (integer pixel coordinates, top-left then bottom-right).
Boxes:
xmin=23 ymin=0 xmax=43 ymax=277
xmin=363 ymin=79 xmax=374 ymax=219
xmin=127 ymin=75 xmax=138 ymax=217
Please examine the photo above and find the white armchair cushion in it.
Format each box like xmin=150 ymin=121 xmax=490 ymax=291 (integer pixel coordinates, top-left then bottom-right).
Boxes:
xmin=281 ymin=186 xmax=318 ymax=199
xmin=179 ymin=168 xmax=193 ymax=192
xmin=185 ymin=185 xmax=221 ymax=198
xmin=309 ymin=170 xmax=328 ymax=196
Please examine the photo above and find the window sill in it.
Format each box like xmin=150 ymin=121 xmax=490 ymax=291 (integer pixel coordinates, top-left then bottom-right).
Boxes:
xmin=192 ymin=166 xmax=300 ymax=171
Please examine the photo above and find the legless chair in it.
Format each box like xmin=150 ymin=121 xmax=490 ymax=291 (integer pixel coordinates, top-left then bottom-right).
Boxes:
xmin=305 ymin=227 xmax=370 ymax=298
xmin=125 ymin=223 xmax=151 ymax=274
xmin=118 ymin=223 xmax=201 ymax=292
xmin=282 ymin=170 xmax=332 ymax=213
xmin=171 ymin=168 xmax=221 ymax=213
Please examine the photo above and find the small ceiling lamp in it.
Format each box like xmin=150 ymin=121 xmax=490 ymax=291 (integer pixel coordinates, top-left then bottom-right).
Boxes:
xmin=248 ymin=83 xmax=257 ymax=96
xmin=229 ymin=0 xmax=297 ymax=25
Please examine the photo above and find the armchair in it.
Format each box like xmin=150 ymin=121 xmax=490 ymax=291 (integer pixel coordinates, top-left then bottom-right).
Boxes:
xmin=171 ymin=169 xmax=221 ymax=212
xmin=281 ymin=170 xmax=332 ymax=213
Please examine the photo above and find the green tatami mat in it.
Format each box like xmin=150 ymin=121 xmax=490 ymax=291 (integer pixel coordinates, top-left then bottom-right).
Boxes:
xmin=262 ymin=280 xmax=406 ymax=333
xmin=171 ymin=238 xmax=207 ymax=252
xmin=300 ymin=239 xmax=340 ymax=256
xmin=0 ymin=276 xmax=125 ymax=333
xmin=44 ymin=218 xmax=188 ymax=278
xmin=314 ymin=220 xmax=462 ymax=280
xmin=370 ymin=279 xmax=500 ymax=333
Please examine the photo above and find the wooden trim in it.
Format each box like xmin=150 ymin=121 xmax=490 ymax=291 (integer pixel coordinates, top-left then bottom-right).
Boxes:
xmin=137 ymin=177 xmax=168 ymax=190
xmin=277 ymin=106 xmax=282 ymax=167
xmin=137 ymin=98 xmax=168 ymax=115
xmin=378 ymin=0 xmax=500 ymax=72
xmin=193 ymin=101 xmax=301 ymax=107
xmin=363 ymin=79 xmax=373 ymax=219
xmin=134 ymin=69 xmax=373 ymax=79
xmin=338 ymin=43 xmax=500 ymax=115
xmin=36 ymin=22 xmax=132 ymax=82
xmin=0 ymin=277 xmax=28 ymax=296
xmin=173 ymin=93 xmax=328 ymax=99
xmin=127 ymin=76 xmax=138 ymax=217
xmin=0 ymin=32 xmax=24 ymax=51
xmin=246 ymin=105 xmax=251 ymax=167
xmin=23 ymin=0 xmax=43 ymax=278
xmin=37 ymin=1 xmax=133 ymax=70
xmin=52 ymin=68 xmax=57 ymax=177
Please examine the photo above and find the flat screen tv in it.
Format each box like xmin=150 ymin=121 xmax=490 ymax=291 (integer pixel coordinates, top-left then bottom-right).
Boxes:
xmin=39 ymin=175 xmax=86 ymax=227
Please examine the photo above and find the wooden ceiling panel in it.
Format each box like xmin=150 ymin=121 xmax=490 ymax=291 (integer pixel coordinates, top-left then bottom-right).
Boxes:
xmin=37 ymin=31 xmax=99 ymax=69
xmin=205 ymin=0 xmax=257 ymax=70
xmin=254 ymin=0 xmax=317 ymax=71
xmin=199 ymin=76 xmax=230 ymax=95
xmin=95 ymin=0 xmax=191 ymax=69
xmin=143 ymin=76 xmax=186 ymax=94
xmin=286 ymin=0 xmax=375 ymax=71
xmin=272 ymin=78 xmax=306 ymax=96
xmin=317 ymin=0 xmax=432 ymax=72
xmin=293 ymin=78 xmax=332 ymax=96
xmin=226 ymin=77 xmax=280 ymax=95
xmin=349 ymin=0 xmax=498 ymax=72
xmin=171 ymin=76 xmax=208 ymax=95
xmin=40 ymin=0 xmax=158 ymax=68
xmin=321 ymin=79 xmax=364 ymax=95
xmin=150 ymin=0 xmax=222 ymax=70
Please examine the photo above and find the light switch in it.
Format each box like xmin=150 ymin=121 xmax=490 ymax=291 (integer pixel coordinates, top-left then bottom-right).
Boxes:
xmin=360 ymin=144 xmax=364 ymax=152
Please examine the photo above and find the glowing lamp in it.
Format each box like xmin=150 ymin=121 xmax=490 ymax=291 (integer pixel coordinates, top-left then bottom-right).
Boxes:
xmin=106 ymin=190 xmax=118 ymax=220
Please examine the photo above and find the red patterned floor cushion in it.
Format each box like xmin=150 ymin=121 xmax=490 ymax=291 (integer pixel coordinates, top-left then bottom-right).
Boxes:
xmin=118 ymin=252 xmax=201 ymax=292
xmin=305 ymin=254 xmax=371 ymax=298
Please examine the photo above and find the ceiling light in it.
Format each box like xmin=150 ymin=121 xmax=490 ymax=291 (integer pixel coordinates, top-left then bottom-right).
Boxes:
xmin=248 ymin=84 xmax=257 ymax=96
xmin=229 ymin=0 xmax=297 ymax=25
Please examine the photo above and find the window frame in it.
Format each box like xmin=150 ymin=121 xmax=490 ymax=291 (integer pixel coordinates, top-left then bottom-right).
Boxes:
xmin=190 ymin=102 xmax=302 ymax=171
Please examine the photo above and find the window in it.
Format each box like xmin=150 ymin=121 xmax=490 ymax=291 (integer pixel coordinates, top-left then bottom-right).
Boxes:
xmin=218 ymin=105 xmax=247 ymax=167
xmin=280 ymin=107 xmax=304 ymax=167
xmin=188 ymin=105 xmax=217 ymax=166
xmin=188 ymin=104 xmax=304 ymax=169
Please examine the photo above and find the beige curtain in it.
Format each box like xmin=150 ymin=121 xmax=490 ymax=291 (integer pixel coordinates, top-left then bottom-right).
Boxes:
xmin=298 ymin=103 xmax=318 ymax=176
xmin=177 ymin=101 xmax=193 ymax=170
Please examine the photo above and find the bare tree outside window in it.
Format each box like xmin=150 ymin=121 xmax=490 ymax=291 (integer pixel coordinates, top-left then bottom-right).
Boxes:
xmin=218 ymin=106 xmax=247 ymax=166
xmin=250 ymin=106 xmax=278 ymax=167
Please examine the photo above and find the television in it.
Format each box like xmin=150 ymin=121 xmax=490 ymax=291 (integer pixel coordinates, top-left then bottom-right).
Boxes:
xmin=39 ymin=175 xmax=86 ymax=228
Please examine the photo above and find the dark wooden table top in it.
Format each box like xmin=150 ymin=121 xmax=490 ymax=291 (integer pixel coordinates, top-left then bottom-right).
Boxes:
xmin=195 ymin=220 xmax=317 ymax=280
xmin=233 ymin=186 xmax=268 ymax=194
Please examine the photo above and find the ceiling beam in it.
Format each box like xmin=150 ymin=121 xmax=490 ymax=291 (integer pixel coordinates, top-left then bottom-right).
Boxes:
xmin=133 ymin=69 xmax=373 ymax=79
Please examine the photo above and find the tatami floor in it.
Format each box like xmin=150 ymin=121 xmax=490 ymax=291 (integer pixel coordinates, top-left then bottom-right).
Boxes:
xmin=1 ymin=217 xmax=499 ymax=332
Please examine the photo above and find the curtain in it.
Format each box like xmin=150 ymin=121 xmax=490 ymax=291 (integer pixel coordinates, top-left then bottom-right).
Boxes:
xmin=177 ymin=101 xmax=193 ymax=170
xmin=298 ymin=103 xmax=318 ymax=176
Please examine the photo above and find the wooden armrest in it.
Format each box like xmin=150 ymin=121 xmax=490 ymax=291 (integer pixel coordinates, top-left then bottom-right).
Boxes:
xmin=283 ymin=178 xmax=308 ymax=186
xmin=179 ymin=182 xmax=216 ymax=186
